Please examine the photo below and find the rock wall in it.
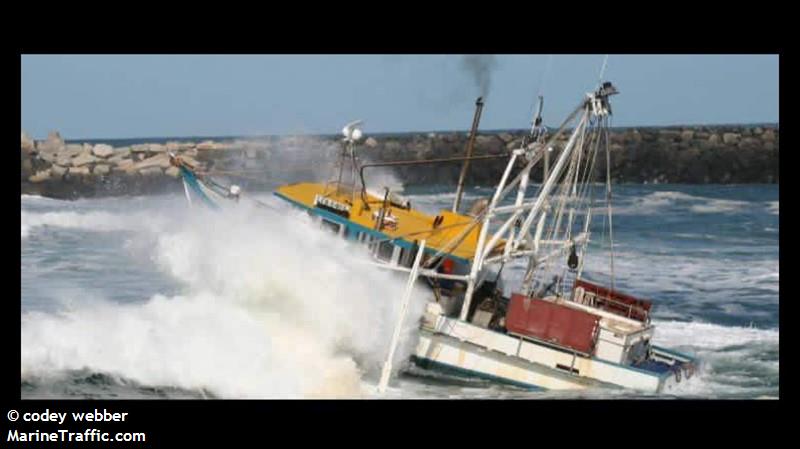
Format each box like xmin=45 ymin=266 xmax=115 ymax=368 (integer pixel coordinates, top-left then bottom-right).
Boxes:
xmin=21 ymin=125 xmax=778 ymax=199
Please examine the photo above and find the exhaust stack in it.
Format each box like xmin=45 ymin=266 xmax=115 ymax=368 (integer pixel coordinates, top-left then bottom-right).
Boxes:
xmin=452 ymin=97 xmax=485 ymax=213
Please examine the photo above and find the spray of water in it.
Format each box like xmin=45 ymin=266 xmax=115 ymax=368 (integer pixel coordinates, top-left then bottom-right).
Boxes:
xmin=22 ymin=197 xmax=430 ymax=398
xmin=223 ymin=134 xmax=404 ymax=193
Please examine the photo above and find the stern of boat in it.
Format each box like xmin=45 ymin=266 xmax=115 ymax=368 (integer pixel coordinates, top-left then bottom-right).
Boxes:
xmin=634 ymin=345 xmax=698 ymax=393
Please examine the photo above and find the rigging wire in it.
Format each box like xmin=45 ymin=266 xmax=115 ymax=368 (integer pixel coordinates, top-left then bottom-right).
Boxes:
xmin=530 ymin=113 xmax=588 ymax=296
xmin=553 ymin=126 xmax=588 ymax=295
xmin=604 ymin=114 xmax=616 ymax=292
xmin=558 ymin=116 xmax=603 ymax=290
xmin=573 ymin=117 xmax=604 ymax=279
xmin=521 ymin=109 xmax=589 ymax=295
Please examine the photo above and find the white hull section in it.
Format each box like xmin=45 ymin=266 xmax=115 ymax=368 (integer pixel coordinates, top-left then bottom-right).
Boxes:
xmin=415 ymin=314 xmax=689 ymax=393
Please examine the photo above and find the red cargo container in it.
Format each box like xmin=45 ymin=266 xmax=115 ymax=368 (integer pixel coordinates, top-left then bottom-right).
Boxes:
xmin=573 ymin=279 xmax=652 ymax=322
xmin=505 ymin=293 xmax=600 ymax=355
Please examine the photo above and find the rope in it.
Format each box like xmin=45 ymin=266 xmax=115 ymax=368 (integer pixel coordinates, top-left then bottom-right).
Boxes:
xmin=604 ymin=115 xmax=616 ymax=291
xmin=204 ymin=169 xmax=274 ymax=184
xmin=371 ymin=219 xmax=474 ymax=246
xmin=556 ymin=120 xmax=601 ymax=292
xmin=547 ymin=119 xmax=588 ymax=290
xmin=249 ymin=197 xmax=279 ymax=212
xmin=551 ymin=137 xmax=583 ymax=295
xmin=208 ymin=169 xmax=272 ymax=175
xmin=574 ymin=118 xmax=604 ymax=278
xmin=568 ymin=117 xmax=605 ymax=288
xmin=185 ymin=164 xmax=282 ymax=213
xmin=534 ymin=109 xmax=607 ymax=297
xmin=522 ymin=114 xmax=589 ymax=295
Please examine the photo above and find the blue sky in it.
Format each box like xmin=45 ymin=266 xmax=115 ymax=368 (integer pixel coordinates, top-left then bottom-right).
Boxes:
xmin=21 ymin=55 xmax=779 ymax=140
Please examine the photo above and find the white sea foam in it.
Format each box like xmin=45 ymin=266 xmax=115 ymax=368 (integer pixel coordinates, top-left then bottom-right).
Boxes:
xmin=766 ymin=201 xmax=779 ymax=215
xmin=615 ymin=191 xmax=752 ymax=215
xmin=653 ymin=320 xmax=778 ymax=350
xmin=21 ymin=187 xmax=779 ymax=399
xmin=21 ymin=194 xmax=66 ymax=206
xmin=579 ymin=249 xmax=779 ymax=299
xmin=21 ymin=199 xmax=429 ymax=398
xmin=652 ymin=320 xmax=779 ymax=397
xmin=636 ymin=191 xmax=698 ymax=206
xmin=21 ymin=210 xmax=170 ymax=240
xmin=688 ymin=198 xmax=750 ymax=214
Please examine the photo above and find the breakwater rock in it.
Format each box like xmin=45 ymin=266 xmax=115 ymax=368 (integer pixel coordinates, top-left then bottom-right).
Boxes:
xmin=21 ymin=124 xmax=778 ymax=199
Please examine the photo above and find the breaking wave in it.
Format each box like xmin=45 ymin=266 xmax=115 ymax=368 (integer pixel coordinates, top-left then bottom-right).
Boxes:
xmin=22 ymin=198 xmax=429 ymax=398
xmin=618 ymin=191 xmax=752 ymax=215
xmin=21 ymin=211 xmax=164 ymax=239
xmin=653 ymin=320 xmax=779 ymax=398
xmin=20 ymin=183 xmax=779 ymax=399
xmin=766 ymin=201 xmax=779 ymax=215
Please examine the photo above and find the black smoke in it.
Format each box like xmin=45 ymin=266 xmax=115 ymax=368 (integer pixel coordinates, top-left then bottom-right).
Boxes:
xmin=460 ymin=55 xmax=498 ymax=99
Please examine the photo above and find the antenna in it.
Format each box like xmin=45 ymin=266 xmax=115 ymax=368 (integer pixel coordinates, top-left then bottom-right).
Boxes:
xmin=521 ymin=56 xmax=552 ymax=153
xmin=598 ymin=55 xmax=609 ymax=85
xmin=534 ymin=96 xmax=544 ymax=125
xmin=329 ymin=120 xmax=365 ymax=197
xmin=535 ymin=55 xmax=553 ymax=104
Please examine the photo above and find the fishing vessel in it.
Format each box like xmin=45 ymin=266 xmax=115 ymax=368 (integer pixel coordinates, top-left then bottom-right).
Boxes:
xmin=172 ymin=79 xmax=698 ymax=394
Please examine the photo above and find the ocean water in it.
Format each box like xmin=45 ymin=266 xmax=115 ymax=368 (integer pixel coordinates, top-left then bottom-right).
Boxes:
xmin=20 ymin=184 xmax=779 ymax=399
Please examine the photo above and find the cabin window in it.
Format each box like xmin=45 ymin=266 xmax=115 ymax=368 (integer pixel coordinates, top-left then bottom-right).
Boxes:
xmin=363 ymin=234 xmax=376 ymax=250
xmin=391 ymin=245 xmax=402 ymax=265
xmin=399 ymin=247 xmax=421 ymax=267
xmin=365 ymin=235 xmax=378 ymax=254
xmin=376 ymin=241 xmax=395 ymax=262
xmin=320 ymin=219 xmax=341 ymax=235
xmin=398 ymin=248 xmax=409 ymax=267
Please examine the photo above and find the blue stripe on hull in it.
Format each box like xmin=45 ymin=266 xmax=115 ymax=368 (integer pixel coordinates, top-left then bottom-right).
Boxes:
xmin=180 ymin=166 xmax=220 ymax=210
xmin=409 ymin=355 xmax=545 ymax=391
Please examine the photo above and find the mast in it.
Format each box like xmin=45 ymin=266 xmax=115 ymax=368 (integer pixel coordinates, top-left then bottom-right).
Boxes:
xmin=458 ymin=150 xmax=520 ymax=321
xmin=333 ymin=120 xmax=363 ymax=196
xmin=452 ymin=97 xmax=485 ymax=213
xmin=505 ymin=96 xmax=546 ymax=264
xmin=527 ymin=82 xmax=618 ymax=296
xmin=454 ymin=82 xmax=618 ymax=322
xmin=378 ymin=239 xmax=427 ymax=394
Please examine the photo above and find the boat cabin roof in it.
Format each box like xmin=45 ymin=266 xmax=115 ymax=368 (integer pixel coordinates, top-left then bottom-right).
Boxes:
xmin=275 ymin=182 xmax=500 ymax=262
